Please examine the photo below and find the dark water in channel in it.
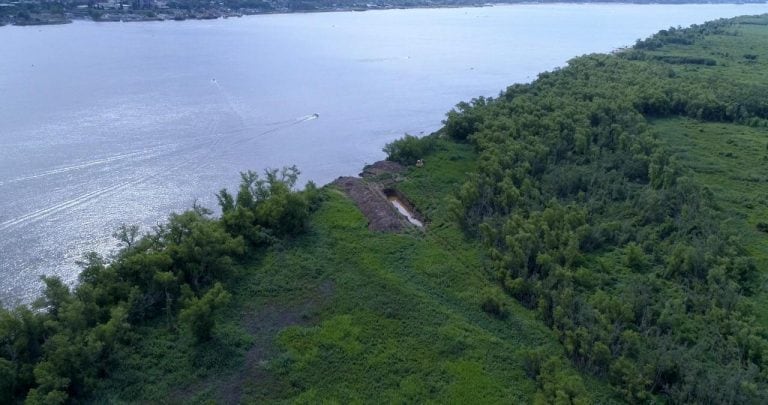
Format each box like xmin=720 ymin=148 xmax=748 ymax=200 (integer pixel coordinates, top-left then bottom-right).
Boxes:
xmin=1 ymin=4 xmax=767 ymax=304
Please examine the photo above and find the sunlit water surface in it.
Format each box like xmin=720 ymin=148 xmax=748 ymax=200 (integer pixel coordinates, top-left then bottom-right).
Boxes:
xmin=2 ymin=3 xmax=767 ymax=304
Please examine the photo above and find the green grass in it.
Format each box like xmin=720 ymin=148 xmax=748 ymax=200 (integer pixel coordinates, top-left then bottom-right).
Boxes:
xmin=237 ymin=141 xmax=579 ymax=402
xmin=654 ymin=117 xmax=768 ymax=324
xmin=644 ymin=20 xmax=768 ymax=85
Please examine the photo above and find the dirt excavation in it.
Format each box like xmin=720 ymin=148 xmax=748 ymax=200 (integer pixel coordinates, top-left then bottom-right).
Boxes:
xmin=332 ymin=160 xmax=425 ymax=232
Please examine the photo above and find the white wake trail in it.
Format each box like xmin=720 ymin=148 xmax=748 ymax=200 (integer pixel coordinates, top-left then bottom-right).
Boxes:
xmin=0 ymin=158 xmax=200 ymax=232
xmin=0 ymin=146 xmax=171 ymax=187
xmin=0 ymin=180 xmax=134 ymax=231
xmin=0 ymin=84 xmax=320 ymax=231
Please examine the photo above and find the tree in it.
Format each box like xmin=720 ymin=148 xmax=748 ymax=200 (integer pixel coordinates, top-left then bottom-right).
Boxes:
xmin=217 ymin=166 xmax=315 ymax=243
xmin=33 ymin=277 xmax=71 ymax=317
xmin=0 ymin=357 xmax=16 ymax=403
xmin=383 ymin=133 xmax=437 ymax=165
xmin=161 ymin=209 xmax=244 ymax=292
xmin=179 ymin=283 xmax=231 ymax=342
xmin=113 ymin=224 xmax=140 ymax=249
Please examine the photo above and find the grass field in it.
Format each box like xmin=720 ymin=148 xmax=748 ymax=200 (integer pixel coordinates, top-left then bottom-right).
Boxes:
xmin=655 ymin=118 xmax=768 ymax=324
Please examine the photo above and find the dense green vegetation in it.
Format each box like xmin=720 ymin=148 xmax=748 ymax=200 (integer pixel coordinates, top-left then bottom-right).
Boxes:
xmin=4 ymin=13 xmax=768 ymax=404
xmin=442 ymin=14 xmax=768 ymax=403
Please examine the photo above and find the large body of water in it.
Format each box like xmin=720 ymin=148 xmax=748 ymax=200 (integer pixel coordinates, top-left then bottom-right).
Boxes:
xmin=1 ymin=4 xmax=767 ymax=304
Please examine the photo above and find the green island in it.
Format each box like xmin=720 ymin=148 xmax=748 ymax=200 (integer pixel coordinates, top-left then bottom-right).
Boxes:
xmin=4 ymin=13 xmax=768 ymax=404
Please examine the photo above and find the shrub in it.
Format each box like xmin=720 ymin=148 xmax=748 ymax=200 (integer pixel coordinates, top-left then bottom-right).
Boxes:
xmin=756 ymin=222 xmax=768 ymax=233
xmin=442 ymin=98 xmax=488 ymax=141
xmin=480 ymin=296 xmax=508 ymax=319
xmin=217 ymin=166 xmax=317 ymax=243
xmin=180 ymin=283 xmax=231 ymax=342
xmin=383 ymin=134 xmax=437 ymax=165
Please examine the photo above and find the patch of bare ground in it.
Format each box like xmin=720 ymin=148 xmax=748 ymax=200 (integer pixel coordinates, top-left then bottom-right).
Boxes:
xmin=174 ymin=281 xmax=334 ymax=403
xmin=227 ymin=280 xmax=334 ymax=402
xmin=360 ymin=160 xmax=406 ymax=179
xmin=333 ymin=160 xmax=424 ymax=232
xmin=332 ymin=176 xmax=410 ymax=232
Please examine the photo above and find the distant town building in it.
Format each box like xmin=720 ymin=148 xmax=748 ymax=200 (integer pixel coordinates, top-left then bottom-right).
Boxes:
xmin=132 ymin=0 xmax=153 ymax=9
xmin=96 ymin=0 xmax=120 ymax=9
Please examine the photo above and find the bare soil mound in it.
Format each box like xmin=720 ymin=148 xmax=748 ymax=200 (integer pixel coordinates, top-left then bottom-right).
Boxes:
xmin=332 ymin=176 xmax=408 ymax=232
xmin=360 ymin=160 xmax=406 ymax=178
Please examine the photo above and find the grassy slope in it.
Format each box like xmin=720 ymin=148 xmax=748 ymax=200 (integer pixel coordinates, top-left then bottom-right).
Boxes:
xmin=93 ymin=141 xmax=616 ymax=403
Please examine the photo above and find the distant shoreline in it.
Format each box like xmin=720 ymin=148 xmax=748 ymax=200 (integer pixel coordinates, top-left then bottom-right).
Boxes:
xmin=5 ymin=2 xmax=488 ymax=27
xmin=2 ymin=1 xmax=766 ymax=28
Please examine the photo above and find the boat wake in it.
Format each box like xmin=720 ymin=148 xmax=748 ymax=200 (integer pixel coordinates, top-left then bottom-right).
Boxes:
xmin=296 ymin=113 xmax=320 ymax=122
xmin=0 ymin=111 xmax=320 ymax=231
xmin=0 ymin=145 xmax=172 ymax=187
